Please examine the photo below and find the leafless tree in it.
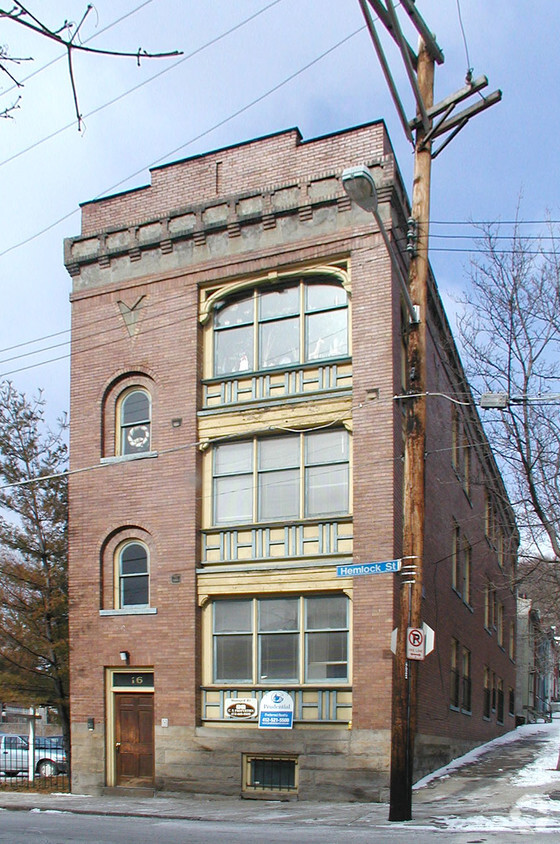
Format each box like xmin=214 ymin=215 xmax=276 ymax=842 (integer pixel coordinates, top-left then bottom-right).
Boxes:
xmin=458 ymin=218 xmax=560 ymax=563
xmin=1 ymin=2 xmax=181 ymax=126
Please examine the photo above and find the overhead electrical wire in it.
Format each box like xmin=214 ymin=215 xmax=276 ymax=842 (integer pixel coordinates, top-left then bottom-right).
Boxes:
xmin=0 ymin=0 xmax=285 ymax=170
xmin=0 ymin=19 xmax=365 ymax=261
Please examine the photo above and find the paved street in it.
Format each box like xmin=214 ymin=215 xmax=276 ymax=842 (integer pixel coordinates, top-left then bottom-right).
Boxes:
xmin=0 ymin=720 xmax=559 ymax=840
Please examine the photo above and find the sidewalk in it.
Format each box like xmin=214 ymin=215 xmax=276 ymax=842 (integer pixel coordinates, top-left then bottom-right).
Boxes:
xmin=1 ymin=720 xmax=560 ymax=832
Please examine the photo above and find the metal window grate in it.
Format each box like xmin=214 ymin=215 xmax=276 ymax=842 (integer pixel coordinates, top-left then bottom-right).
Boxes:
xmin=245 ymin=755 xmax=297 ymax=792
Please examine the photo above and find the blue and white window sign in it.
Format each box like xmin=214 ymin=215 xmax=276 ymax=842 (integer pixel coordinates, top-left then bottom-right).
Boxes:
xmin=258 ymin=690 xmax=294 ymax=729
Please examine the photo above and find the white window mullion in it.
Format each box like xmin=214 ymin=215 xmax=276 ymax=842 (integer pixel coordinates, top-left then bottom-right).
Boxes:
xmin=299 ymin=596 xmax=305 ymax=684
xmin=252 ymin=598 xmax=258 ymax=685
xmin=252 ymin=439 xmax=258 ymax=523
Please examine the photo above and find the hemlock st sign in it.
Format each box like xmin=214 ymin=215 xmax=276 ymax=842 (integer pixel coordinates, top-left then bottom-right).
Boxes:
xmin=337 ymin=560 xmax=401 ymax=577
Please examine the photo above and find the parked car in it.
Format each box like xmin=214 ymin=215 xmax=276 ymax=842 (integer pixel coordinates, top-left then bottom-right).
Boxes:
xmin=0 ymin=733 xmax=67 ymax=777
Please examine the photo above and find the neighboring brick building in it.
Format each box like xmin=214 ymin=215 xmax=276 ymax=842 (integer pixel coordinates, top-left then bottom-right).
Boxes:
xmin=66 ymin=121 xmax=517 ymax=800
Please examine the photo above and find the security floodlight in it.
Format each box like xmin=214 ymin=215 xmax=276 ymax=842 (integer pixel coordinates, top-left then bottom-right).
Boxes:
xmin=342 ymin=166 xmax=379 ymax=212
xmin=119 ymin=650 xmax=130 ymax=663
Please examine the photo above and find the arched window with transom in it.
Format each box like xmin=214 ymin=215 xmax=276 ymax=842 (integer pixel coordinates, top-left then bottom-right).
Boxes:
xmin=213 ymin=279 xmax=348 ymax=376
xmin=116 ymin=541 xmax=149 ymax=608
xmin=117 ymin=388 xmax=151 ymax=456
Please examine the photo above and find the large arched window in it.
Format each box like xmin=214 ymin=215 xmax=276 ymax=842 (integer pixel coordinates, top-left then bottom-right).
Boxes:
xmin=213 ymin=279 xmax=348 ymax=376
xmin=117 ymin=541 xmax=149 ymax=607
xmin=117 ymin=389 xmax=151 ymax=456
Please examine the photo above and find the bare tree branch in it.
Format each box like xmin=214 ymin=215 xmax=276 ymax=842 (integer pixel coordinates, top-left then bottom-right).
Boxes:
xmin=0 ymin=2 xmax=182 ymax=126
xmin=458 ymin=213 xmax=560 ymax=560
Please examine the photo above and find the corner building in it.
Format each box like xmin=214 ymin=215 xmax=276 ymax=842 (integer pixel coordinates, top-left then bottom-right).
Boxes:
xmin=67 ymin=121 xmax=517 ymax=800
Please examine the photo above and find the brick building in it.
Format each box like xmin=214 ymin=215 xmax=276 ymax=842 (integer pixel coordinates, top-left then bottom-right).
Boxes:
xmin=66 ymin=121 xmax=517 ymax=800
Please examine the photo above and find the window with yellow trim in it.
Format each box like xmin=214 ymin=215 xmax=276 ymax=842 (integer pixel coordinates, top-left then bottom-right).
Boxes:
xmin=212 ymin=429 xmax=349 ymax=526
xmin=212 ymin=594 xmax=349 ymax=685
xmin=212 ymin=279 xmax=348 ymax=376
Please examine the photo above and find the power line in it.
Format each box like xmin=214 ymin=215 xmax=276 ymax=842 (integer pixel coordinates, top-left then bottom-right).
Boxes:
xmin=0 ymin=20 xmax=365 ymax=261
xmin=4 ymin=219 xmax=560 ymax=377
xmin=3 ymin=216 xmax=559 ymax=359
xmin=430 ymin=219 xmax=560 ymax=226
xmin=0 ymin=0 xmax=284 ymax=170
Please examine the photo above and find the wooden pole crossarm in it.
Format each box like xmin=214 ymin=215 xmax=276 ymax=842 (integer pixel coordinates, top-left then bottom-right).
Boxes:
xmin=400 ymin=0 xmax=444 ymax=64
xmin=417 ymin=103 xmax=455 ymax=150
xmin=408 ymin=75 xmax=489 ymax=130
xmin=365 ymin=0 xmax=417 ymax=69
xmin=430 ymin=90 xmax=502 ymax=139
xmin=431 ymin=118 xmax=469 ymax=159
xmin=359 ymin=0 xmax=414 ymax=144
xmin=385 ymin=0 xmax=430 ymax=134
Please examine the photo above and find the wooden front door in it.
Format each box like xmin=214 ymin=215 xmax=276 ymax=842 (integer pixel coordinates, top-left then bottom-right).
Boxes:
xmin=115 ymin=693 xmax=154 ymax=786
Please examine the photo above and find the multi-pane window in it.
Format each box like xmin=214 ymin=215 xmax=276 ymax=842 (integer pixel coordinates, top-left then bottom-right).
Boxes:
xmin=485 ymin=490 xmax=504 ymax=554
xmin=497 ymin=678 xmax=504 ymax=723
xmin=451 ymin=525 xmax=460 ymax=593
xmin=451 ymin=405 xmax=470 ymax=494
xmin=484 ymin=582 xmax=497 ymax=631
xmin=118 ymin=542 xmax=149 ymax=607
xmin=483 ymin=667 xmax=491 ymax=719
xmin=118 ymin=389 xmax=151 ymax=455
xmin=213 ymin=280 xmax=348 ymax=376
xmin=497 ymin=602 xmax=504 ymax=647
xmin=212 ymin=595 xmax=349 ymax=685
xmin=452 ymin=525 xmax=471 ymax=605
xmin=461 ymin=647 xmax=472 ymax=712
xmin=509 ymin=622 xmax=516 ymax=660
xmin=450 ymin=639 xmax=460 ymax=708
xmin=463 ymin=543 xmax=471 ymax=605
xmin=450 ymin=639 xmax=471 ymax=713
xmin=213 ymin=430 xmax=349 ymax=525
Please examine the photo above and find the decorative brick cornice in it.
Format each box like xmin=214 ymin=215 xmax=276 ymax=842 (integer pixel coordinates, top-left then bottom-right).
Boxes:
xmin=64 ymin=157 xmax=393 ymax=278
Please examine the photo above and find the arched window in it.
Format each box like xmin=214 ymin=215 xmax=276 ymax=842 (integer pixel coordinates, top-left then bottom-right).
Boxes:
xmin=118 ymin=389 xmax=151 ymax=456
xmin=213 ymin=280 xmax=348 ymax=376
xmin=117 ymin=542 xmax=149 ymax=607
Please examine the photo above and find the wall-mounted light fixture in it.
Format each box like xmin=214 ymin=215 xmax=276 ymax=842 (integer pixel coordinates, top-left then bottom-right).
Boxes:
xmin=87 ymin=717 xmax=95 ymax=731
xmin=171 ymin=418 xmax=182 ymax=428
xmin=342 ymin=166 xmax=418 ymax=325
xmin=119 ymin=650 xmax=130 ymax=664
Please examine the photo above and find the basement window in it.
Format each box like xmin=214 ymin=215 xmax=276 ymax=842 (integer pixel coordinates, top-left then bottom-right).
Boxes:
xmin=243 ymin=755 xmax=298 ymax=795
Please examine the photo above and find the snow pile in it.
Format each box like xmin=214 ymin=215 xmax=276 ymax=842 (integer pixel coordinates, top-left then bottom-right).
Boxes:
xmin=414 ymin=719 xmax=560 ymax=790
xmin=411 ymin=719 xmax=560 ymax=832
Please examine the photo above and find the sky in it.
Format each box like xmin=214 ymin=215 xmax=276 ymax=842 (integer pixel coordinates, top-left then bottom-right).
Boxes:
xmin=1 ymin=0 xmax=559 ymax=421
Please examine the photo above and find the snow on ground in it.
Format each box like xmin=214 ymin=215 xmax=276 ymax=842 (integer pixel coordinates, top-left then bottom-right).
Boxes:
xmin=409 ymin=718 xmax=560 ymax=832
xmin=414 ymin=717 xmax=560 ymax=790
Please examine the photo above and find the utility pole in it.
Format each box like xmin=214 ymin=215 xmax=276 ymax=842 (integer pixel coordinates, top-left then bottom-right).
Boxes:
xmin=356 ymin=0 xmax=502 ymax=823
xmin=389 ymin=37 xmax=433 ymax=823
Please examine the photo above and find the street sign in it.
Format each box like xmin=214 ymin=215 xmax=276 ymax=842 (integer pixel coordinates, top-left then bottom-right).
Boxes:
xmin=337 ymin=560 xmax=401 ymax=577
xmin=423 ymin=623 xmax=435 ymax=656
xmin=391 ymin=622 xmax=435 ymax=657
xmin=407 ymin=627 xmax=425 ymax=660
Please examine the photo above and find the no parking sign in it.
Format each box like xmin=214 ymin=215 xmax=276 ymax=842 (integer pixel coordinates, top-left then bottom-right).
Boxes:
xmin=407 ymin=627 xmax=425 ymax=660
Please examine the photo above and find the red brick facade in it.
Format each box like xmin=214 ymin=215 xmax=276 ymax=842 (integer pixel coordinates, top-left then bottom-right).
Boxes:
xmin=67 ymin=121 xmax=517 ymax=800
